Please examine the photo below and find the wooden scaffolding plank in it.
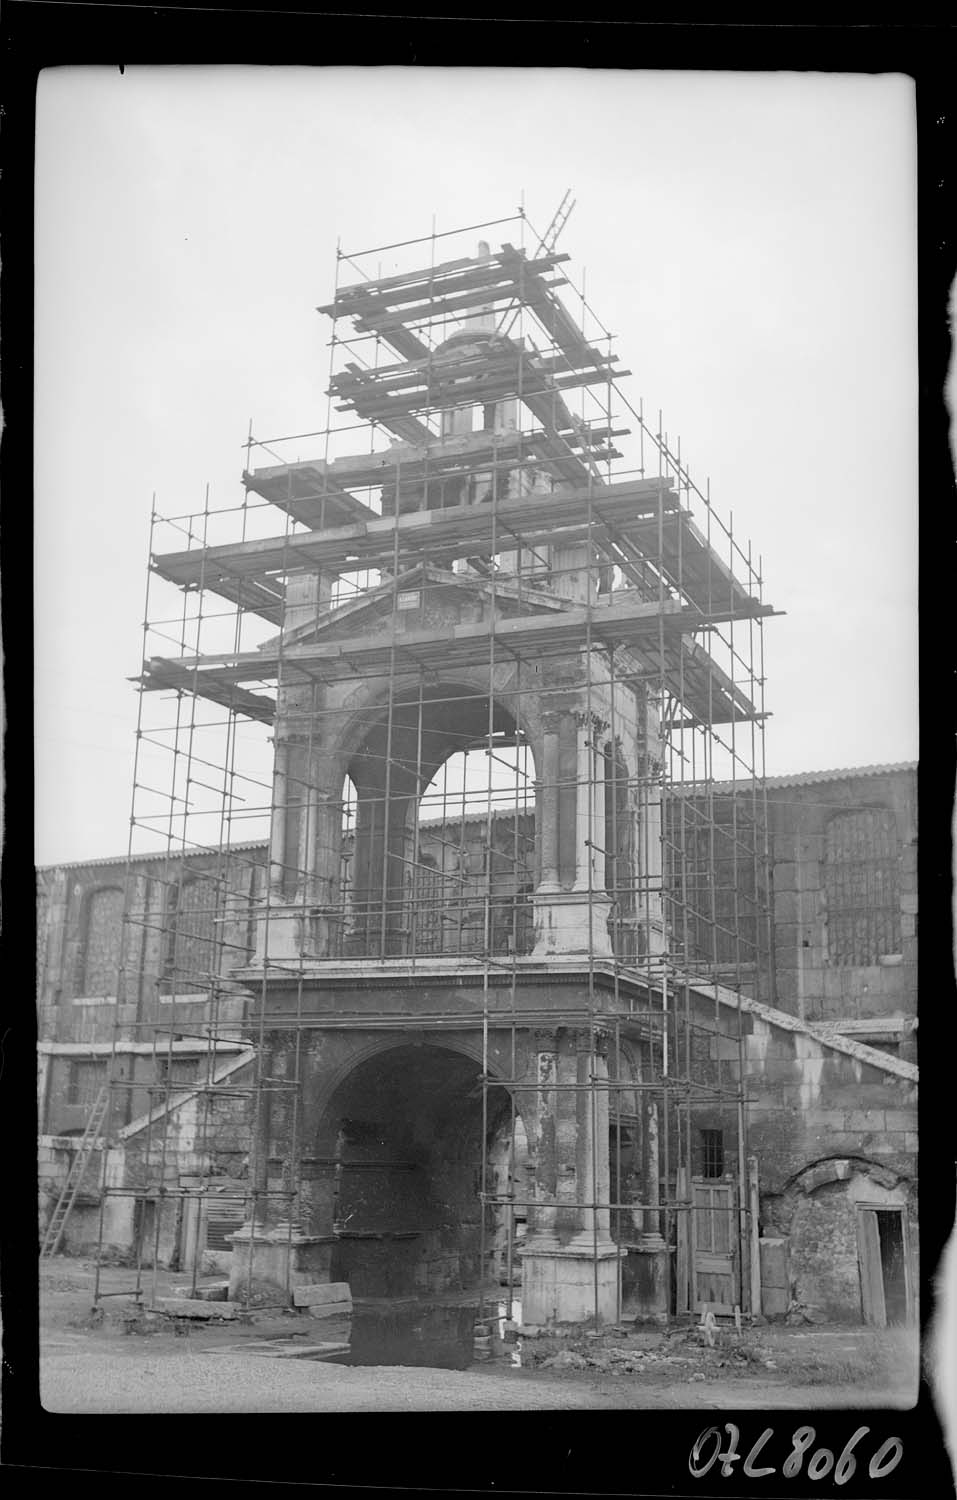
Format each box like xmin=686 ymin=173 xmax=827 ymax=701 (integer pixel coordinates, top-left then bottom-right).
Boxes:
xmin=325 ymin=252 xmax=570 ymax=321
xmin=153 ymin=477 xmax=681 ymax=587
xmin=140 ymin=597 xmax=770 ymax=713
xmin=323 ymin=248 xmax=570 ymax=310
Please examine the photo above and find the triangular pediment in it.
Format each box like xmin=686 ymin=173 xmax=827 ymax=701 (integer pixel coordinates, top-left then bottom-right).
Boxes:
xmin=266 ymin=563 xmax=571 ymax=652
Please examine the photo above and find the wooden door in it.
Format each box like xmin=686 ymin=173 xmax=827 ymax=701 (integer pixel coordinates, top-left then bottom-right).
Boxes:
xmin=691 ymin=1176 xmax=739 ymax=1315
xmin=857 ymin=1208 xmax=886 ymax=1326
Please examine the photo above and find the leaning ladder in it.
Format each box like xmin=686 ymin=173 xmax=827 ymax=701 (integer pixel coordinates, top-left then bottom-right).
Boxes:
xmin=40 ymin=1084 xmax=110 ymax=1258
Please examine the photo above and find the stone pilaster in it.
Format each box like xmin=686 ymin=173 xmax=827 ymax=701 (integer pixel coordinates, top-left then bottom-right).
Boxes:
xmin=519 ymin=1027 xmax=622 ymax=1326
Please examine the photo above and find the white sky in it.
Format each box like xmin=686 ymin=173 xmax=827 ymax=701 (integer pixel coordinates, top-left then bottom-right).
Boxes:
xmin=34 ymin=67 xmax=918 ymax=866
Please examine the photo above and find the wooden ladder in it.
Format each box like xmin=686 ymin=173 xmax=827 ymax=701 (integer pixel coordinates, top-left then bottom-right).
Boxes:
xmin=40 ymin=1084 xmax=110 ymax=1258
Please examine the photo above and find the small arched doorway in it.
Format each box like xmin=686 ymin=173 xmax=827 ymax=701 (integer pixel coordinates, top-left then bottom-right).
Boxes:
xmin=315 ymin=1042 xmax=519 ymax=1299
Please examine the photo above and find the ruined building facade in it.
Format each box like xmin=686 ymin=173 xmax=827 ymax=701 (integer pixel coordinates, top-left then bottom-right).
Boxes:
xmin=37 ymin=219 xmax=918 ymax=1330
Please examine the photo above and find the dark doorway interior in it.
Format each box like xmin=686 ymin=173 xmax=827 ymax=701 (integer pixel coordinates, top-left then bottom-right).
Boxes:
xmin=318 ymin=1044 xmax=514 ymax=1298
xmin=133 ymin=1198 xmax=156 ymax=1268
xmin=876 ymin=1209 xmax=907 ymax=1325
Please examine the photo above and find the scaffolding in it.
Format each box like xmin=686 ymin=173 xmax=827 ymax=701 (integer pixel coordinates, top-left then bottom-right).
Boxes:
xmin=85 ymin=203 xmax=776 ymax=1326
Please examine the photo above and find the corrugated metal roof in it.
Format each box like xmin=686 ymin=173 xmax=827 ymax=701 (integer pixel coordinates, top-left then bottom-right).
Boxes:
xmin=37 ymin=840 xmax=269 ymax=875
xmin=708 ymin=762 xmax=917 ymax=794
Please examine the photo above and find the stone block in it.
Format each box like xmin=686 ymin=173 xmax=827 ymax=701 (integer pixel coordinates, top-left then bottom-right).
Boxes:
xmin=759 ymin=1059 xmax=802 ymax=1083
xmin=772 ymin=971 xmax=799 ymax=1006
xmin=843 ymin=1110 xmax=885 ymax=1133
xmin=774 ymin=891 xmax=801 ymax=923
xmin=759 ymin=1238 xmax=789 ymax=1290
xmin=883 ymin=1110 xmax=916 ymax=1132
xmin=519 ymin=1240 xmax=621 ymax=1326
xmin=156 ymin=1297 xmax=239 ymax=1319
xmin=805 ymin=1109 xmax=847 ymax=1131
xmin=292 ymin=1281 xmax=352 ymax=1308
xmin=173 ymin=1281 xmax=230 ymax=1302
xmin=761 ymin=1286 xmax=789 ymax=1319
xmin=305 ymin=1301 xmax=353 ymax=1321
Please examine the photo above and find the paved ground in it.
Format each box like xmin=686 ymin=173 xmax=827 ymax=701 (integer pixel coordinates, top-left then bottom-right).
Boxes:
xmin=38 ymin=1259 xmax=920 ymax=1413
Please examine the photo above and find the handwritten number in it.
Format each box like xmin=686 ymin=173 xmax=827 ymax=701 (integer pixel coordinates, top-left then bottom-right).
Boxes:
xmin=718 ymin=1424 xmax=741 ymax=1477
xmin=688 ymin=1427 xmax=721 ymax=1478
xmin=834 ymin=1426 xmax=869 ymax=1486
xmin=783 ymin=1426 xmax=816 ymax=1479
xmin=808 ymin=1447 xmax=835 ymax=1480
xmin=869 ymin=1437 xmax=903 ymax=1480
xmin=690 ymin=1422 xmax=900 ymax=1484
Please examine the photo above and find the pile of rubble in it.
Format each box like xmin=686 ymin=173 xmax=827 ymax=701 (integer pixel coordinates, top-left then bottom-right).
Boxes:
xmin=516 ymin=1321 xmax=780 ymax=1380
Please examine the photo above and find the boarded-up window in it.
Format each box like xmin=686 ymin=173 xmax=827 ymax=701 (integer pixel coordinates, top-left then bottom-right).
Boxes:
xmin=825 ymin=809 xmax=901 ymax=966
xmin=78 ymin=887 xmax=124 ymax=996
xmin=67 ymin=1059 xmax=108 ymax=1106
xmin=162 ymin=876 xmax=218 ymax=992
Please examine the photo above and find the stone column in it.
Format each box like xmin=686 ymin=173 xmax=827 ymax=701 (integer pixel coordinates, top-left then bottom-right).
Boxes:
xmin=559 ymin=712 xmax=614 ymax=955
xmin=570 ymin=1028 xmax=613 ymax=1247
xmin=519 ymin=1027 xmax=621 ymax=1327
xmin=537 ymin=713 xmax=561 ymax=894
xmin=533 ymin=704 xmax=614 ymax=959
xmin=549 ymin=542 xmax=595 ymax=604
xmin=254 ymin=571 xmax=331 ymax=965
xmin=268 ymin=736 xmax=288 ymax=895
xmin=255 ymin=730 xmax=301 ymax=964
xmin=640 ymin=1100 xmax=664 ymax=1246
xmin=625 ymin=1091 xmax=669 ymax=1322
xmin=525 ymin=1029 xmax=559 ymax=1246
xmin=571 ymin=715 xmax=606 ymax=895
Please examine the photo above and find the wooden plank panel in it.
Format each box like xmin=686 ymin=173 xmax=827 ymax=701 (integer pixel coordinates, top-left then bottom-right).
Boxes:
xmin=675 ymin=1167 xmax=690 ymax=1314
xmin=857 ymin=1209 xmax=886 ymax=1327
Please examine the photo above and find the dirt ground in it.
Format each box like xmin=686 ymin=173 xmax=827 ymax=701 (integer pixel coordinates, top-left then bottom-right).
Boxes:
xmin=37 ymin=1258 xmax=920 ymax=1413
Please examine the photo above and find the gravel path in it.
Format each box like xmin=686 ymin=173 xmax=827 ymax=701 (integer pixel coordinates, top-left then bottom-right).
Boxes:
xmin=42 ymin=1339 xmax=899 ymax=1412
xmin=41 ymin=1341 xmax=620 ymax=1412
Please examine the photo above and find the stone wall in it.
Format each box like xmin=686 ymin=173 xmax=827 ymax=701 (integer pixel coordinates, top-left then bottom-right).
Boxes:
xmin=766 ymin=769 xmax=917 ymax=1028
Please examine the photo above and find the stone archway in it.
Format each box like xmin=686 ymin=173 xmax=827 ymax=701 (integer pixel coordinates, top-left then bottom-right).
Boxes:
xmin=312 ymin=1040 xmax=517 ymax=1298
xmin=772 ymin=1158 xmax=916 ymax=1324
xmin=339 ymin=680 xmax=540 ymax=959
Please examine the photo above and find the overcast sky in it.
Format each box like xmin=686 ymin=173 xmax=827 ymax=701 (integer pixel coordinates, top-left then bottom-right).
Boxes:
xmin=34 ymin=67 xmax=918 ymax=867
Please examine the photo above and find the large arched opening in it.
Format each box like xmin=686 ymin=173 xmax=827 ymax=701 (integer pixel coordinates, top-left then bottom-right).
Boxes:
xmin=314 ymin=1042 xmax=521 ymax=1299
xmin=341 ymin=682 xmax=537 ymax=958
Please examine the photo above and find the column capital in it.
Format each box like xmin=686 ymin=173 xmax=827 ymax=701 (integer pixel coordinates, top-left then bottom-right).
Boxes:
xmin=573 ymin=708 xmax=610 ymax=737
xmin=532 ymin=1027 xmax=559 ymax=1053
xmin=572 ymin=1025 xmax=611 ymax=1058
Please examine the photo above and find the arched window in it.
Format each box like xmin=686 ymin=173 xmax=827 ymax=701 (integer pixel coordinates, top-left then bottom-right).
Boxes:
xmin=76 ymin=886 xmax=124 ymax=997
xmin=162 ymin=875 xmax=218 ymax=992
xmin=824 ymin=809 xmax=901 ymax=966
